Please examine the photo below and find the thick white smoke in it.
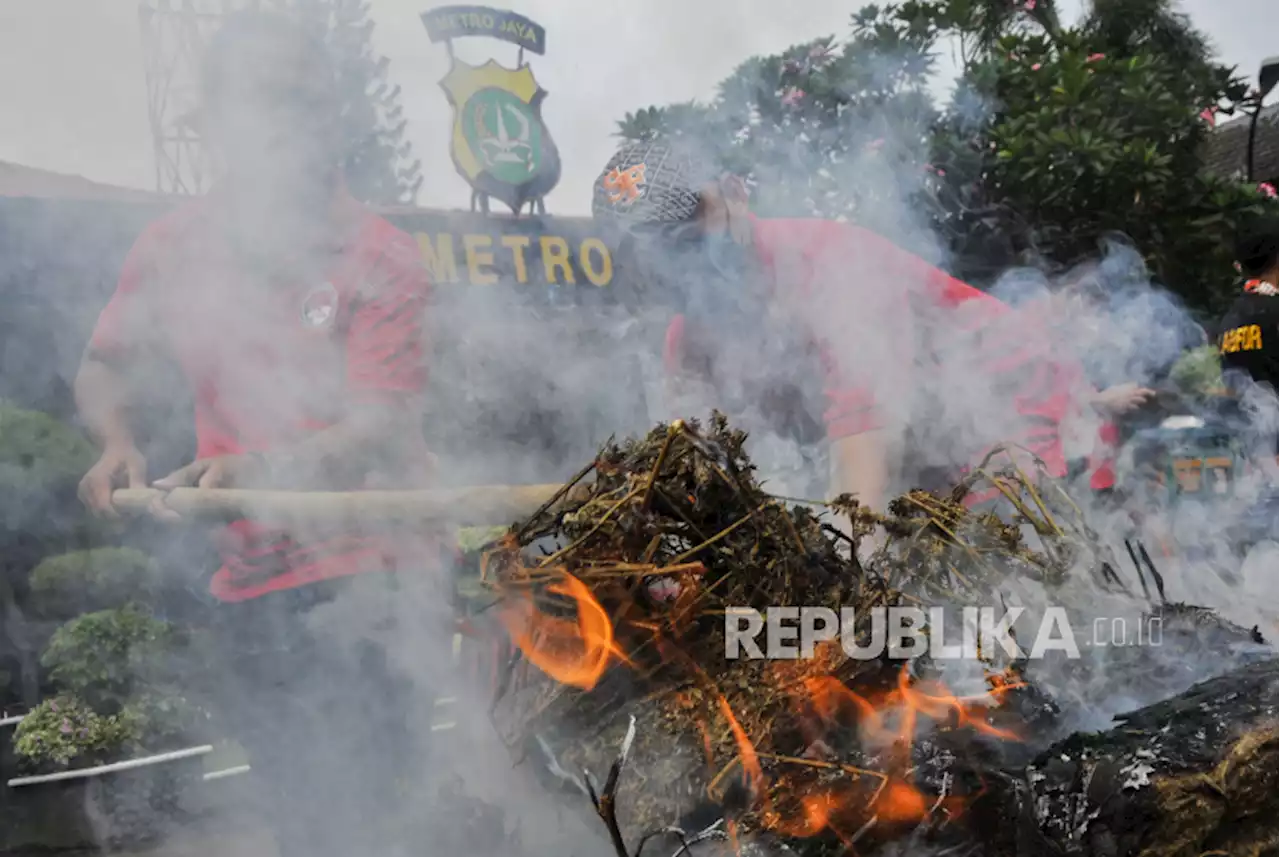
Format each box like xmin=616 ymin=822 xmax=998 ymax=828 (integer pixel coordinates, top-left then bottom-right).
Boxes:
xmin=406 ymin=14 xmax=1280 ymax=855
xmin=2 ymin=5 xmax=1275 ymax=857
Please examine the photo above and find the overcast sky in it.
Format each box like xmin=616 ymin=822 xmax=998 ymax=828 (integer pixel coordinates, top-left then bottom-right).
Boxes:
xmin=0 ymin=0 xmax=1275 ymax=214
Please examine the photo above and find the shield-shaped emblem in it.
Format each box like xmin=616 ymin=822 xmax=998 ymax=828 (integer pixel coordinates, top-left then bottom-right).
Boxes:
xmin=301 ymin=282 xmax=339 ymax=331
xmin=440 ymin=58 xmax=561 ymax=213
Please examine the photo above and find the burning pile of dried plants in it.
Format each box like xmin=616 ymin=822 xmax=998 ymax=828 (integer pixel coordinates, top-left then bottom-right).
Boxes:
xmin=456 ymin=414 xmax=1275 ymax=857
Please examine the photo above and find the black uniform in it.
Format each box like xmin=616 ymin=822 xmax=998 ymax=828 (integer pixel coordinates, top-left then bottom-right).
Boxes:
xmin=1213 ymin=280 xmax=1280 ymax=470
xmin=1218 ymin=279 xmax=1277 ymax=391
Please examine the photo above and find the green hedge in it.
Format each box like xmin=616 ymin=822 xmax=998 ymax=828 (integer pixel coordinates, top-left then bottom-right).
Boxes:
xmin=0 ymin=404 xmax=208 ymax=774
xmin=13 ymin=604 xmax=204 ymax=773
xmin=12 ymin=695 xmax=140 ymax=771
xmin=40 ymin=604 xmax=181 ymax=709
xmin=0 ymin=404 xmax=96 ymax=531
xmin=27 ymin=548 xmax=162 ymax=620
xmin=12 ymin=691 xmax=204 ymax=774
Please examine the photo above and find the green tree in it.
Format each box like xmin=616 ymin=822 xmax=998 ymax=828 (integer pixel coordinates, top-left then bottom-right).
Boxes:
xmin=614 ymin=0 xmax=1277 ymax=315
xmin=616 ymin=5 xmax=942 ymax=242
xmin=295 ymin=0 xmax=423 ymax=205
xmin=27 ymin=548 xmax=162 ymax=621
xmin=928 ymin=0 xmax=1276 ymax=312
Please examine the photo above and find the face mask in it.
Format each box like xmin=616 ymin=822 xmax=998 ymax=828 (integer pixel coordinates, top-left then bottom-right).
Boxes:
xmin=611 ymin=224 xmax=705 ymax=299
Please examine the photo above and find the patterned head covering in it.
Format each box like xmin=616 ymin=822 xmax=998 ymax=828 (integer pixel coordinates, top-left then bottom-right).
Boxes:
xmin=1244 ymin=279 xmax=1279 ymax=296
xmin=591 ymin=139 xmax=719 ymax=229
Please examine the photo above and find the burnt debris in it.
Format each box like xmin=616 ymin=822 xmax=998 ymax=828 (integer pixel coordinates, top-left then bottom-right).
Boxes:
xmin=453 ymin=414 xmax=1277 ymax=857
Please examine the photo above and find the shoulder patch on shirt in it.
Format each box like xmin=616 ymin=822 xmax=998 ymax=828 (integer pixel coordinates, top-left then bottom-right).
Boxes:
xmin=301 ymin=282 xmax=340 ymax=331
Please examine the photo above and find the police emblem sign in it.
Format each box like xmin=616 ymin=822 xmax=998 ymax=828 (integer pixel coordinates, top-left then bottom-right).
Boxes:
xmin=422 ymin=6 xmax=561 ymax=216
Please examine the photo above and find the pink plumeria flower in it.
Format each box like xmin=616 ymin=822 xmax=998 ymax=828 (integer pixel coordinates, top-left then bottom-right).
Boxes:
xmin=1259 ymin=182 xmax=1278 ymax=198
xmin=1024 ymin=0 xmax=1036 ymax=9
xmin=1031 ymin=63 xmax=1043 ymax=71
xmin=1086 ymin=53 xmax=1105 ymax=63
xmin=1200 ymin=108 xmax=1217 ymax=126
xmin=781 ymin=87 xmax=805 ymax=107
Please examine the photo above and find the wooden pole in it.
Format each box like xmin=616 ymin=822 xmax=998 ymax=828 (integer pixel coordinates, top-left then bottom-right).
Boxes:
xmin=110 ymin=484 xmax=568 ymax=529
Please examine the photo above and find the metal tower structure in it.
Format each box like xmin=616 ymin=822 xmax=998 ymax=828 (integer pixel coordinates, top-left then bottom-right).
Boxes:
xmin=136 ymin=0 xmax=248 ymax=194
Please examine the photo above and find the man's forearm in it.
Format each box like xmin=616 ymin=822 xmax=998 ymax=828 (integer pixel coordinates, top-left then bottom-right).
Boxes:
xmin=74 ymin=356 xmax=137 ymax=450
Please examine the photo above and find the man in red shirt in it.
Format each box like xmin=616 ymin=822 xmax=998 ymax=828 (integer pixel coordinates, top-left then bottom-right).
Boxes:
xmin=993 ymin=269 xmax=1159 ymax=495
xmin=593 ymin=140 xmax=1075 ymax=511
xmin=75 ymin=13 xmax=436 ymax=855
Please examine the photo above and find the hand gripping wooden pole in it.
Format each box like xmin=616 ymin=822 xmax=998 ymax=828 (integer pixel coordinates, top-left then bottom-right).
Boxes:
xmin=110 ymin=485 xmax=567 ymax=529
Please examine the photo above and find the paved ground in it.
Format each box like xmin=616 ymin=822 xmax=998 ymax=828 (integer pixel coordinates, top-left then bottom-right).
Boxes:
xmin=4 ymin=824 xmax=280 ymax=857
xmin=141 ymin=828 xmax=279 ymax=857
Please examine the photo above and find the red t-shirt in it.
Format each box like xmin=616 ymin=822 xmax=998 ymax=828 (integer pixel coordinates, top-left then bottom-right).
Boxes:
xmin=986 ymin=296 xmax=1118 ymax=489
xmin=664 ymin=218 xmax=916 ymax=440
xmin=1089 ymin=423 xmax=1120 ymax=490
xmin=89 ymin=193 xmax=438 ymax=602
xmin=925 ymin=280 xmax=1075 ymax=479
xmin=663 ymin=217 xmax=1074 ymax=480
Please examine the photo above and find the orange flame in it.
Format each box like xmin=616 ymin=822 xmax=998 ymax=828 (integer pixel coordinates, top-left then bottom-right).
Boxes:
xmin=801 ymin=667 xmax=1023 ymax=749
xmin=767 ymin=791 xmax=844 ymax=838
xmin=717 ymin=695 xmax=766 ymax=798
xmin=876 ymin=779 xmax=928 ymax=823
xmin=726 ymin=819 xmax=743 ymax=855
xmin=493 ymin=551 xmax=1027 ymax=844
xmin=755 ymin=664 xmax=1024 ymax=840
xmin=985 ymin=666 xmax=1027 ymax=704
xmin=897 ymin=667 xmax=1024 ymax=743
xmin=498 ymin=570 xmax=617 ymax=690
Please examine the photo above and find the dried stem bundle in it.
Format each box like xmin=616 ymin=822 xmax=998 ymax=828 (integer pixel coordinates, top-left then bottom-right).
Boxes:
xmin=465 ymin=414 xmax=1142 ymax=853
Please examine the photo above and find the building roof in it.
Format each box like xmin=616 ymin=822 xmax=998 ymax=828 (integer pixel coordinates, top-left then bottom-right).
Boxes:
xmin=0 ymin=161 xmax=170 ymax=203
xmin=1204 ymin=103 xmax=1279 ymax=183
xmin=0 ymin=161 xmax=592 ymax=220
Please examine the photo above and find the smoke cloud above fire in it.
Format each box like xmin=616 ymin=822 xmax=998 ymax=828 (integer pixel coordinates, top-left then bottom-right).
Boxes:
xmin=0 ymin=3 xmax=1275 ymax=857
xmin=412 ymin=5 xmax=1277 ymax=848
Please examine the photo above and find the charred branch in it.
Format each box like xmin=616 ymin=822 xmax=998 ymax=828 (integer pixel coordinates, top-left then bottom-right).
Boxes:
xmin=987 ymin=656 xmax=1279 ymax=857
